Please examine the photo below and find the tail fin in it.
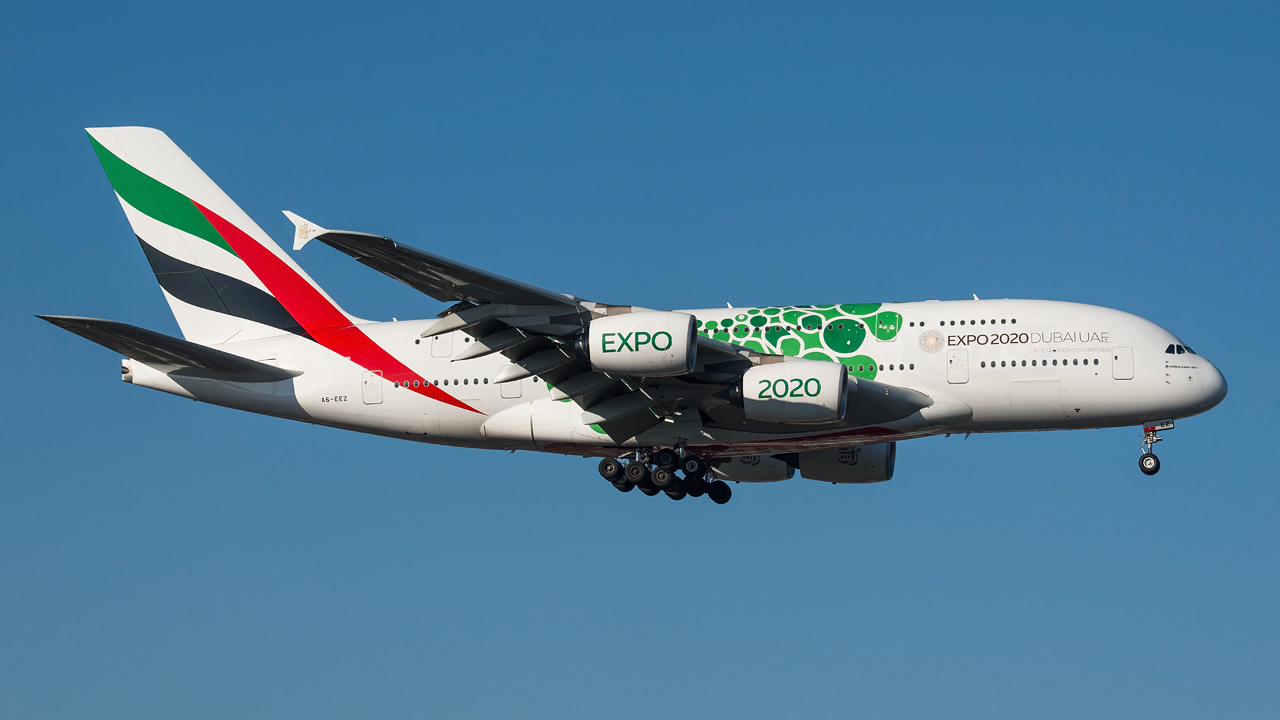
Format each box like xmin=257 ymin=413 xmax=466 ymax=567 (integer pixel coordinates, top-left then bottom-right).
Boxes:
xmin=87 ymin=127 xmax=353 ymax=345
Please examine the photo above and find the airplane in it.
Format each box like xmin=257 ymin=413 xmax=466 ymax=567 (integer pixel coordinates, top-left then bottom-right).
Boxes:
xmin=42 ymin=127 xmax=1228 ymax=505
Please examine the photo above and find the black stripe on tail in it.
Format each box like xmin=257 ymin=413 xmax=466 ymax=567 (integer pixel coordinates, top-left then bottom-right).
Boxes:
xmin=137 ymin=237 xmax=310 ymax=339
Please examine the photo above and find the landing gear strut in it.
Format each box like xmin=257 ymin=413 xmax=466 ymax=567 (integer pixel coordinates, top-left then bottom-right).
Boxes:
xmin=597 ymin=449 xmax=728 ymax=504
xmin=1139 ymin=421 xmax=1172 ymax=476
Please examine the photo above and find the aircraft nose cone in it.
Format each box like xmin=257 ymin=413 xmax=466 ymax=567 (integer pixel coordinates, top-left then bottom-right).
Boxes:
xmin=1200 ymin=361 xmax=1228 ymax=410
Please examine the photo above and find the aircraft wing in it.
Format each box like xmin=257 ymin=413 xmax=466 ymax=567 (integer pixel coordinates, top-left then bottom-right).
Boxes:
xmin=287 ymin=214 xmax=931 ymax=440
xmin=39 ymin=315 xmax=302 ymax=382
xmin=302 ymin=228 xmax=581 ymax=308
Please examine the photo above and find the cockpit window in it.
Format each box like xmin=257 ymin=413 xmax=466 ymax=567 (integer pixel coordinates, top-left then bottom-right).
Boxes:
xmin=1184 ymin=345 xmax=1196 ymax=355
xmin=1165 ymin=344 xmax=1176 ymax=354
xmin=1176 ymin=345 xmax=1185 ymax=354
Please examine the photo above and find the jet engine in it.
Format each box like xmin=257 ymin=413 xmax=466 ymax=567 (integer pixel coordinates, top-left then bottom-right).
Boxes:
xmin=588 ymin=311 xmax=697 ymax=377
xmin=708 ymin=455 xmax=795 ymax=483
xmin=742 ymin=359 xmax=848 ymax=424
xmin=797 ymin=443 xmax=896 ymax=484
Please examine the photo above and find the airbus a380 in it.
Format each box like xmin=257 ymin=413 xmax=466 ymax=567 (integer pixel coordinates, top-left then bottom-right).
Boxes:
xmin=44 ymin=128 xmax=1228 ymax=505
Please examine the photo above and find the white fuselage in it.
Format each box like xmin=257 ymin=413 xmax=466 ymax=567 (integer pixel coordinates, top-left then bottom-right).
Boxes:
xmin=123 ymin=299 xmax=1227 ymax=457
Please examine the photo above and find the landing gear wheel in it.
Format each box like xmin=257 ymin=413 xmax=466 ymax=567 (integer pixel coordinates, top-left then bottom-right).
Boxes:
xmin=684 ymin=478 xmax=706 ymax=498
xmin=613 ymin=480 xmax=634 ymax=492
xmin=653 ymin=449 xmax=679 ymax=471
xmin=707 ymin=480 xmax=732 ymax=505
xmin=665 ymin=488 xmax=687 ymax=501
xmin=639 ymin=485 xmax=660 ymax=496
xmin=652 ymin=468 xmax=676 ymax=490
xmin=598 ymin=458 xmax=624 ymax=482
xmin=624 ymin=462 xmax=649 ymax=484
xmin=1139 ymin=453 xmax=1161 ymax=476
xmin=680 ymin=456 xmax=707 ymax=478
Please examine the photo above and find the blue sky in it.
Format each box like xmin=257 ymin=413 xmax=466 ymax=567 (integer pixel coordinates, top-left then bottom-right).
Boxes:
xmin=2 ymin=2 xmax=1277 ymax=717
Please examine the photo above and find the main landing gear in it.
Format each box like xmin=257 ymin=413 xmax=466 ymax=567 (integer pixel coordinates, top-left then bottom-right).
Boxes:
xmin=1138 ymin=421 xmax=1173 ymax=476
xmin=598 ymin=451 xmax=731 ymax=504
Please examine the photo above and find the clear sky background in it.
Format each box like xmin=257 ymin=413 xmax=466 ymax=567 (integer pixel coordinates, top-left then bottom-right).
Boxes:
xmin=2 ymin=2 xmax=1277 ymax=718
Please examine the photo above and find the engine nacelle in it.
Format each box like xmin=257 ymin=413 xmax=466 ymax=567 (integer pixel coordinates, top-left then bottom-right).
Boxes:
xmin=588 ymin=312 xmax=697 ymax=377
xmin=797 ymin=443 xmax=896 ymax=484
xmin=709 ymin=455 xmax=795 ymax=483
xmin=742 ymin=359 xmax=848 ymax=424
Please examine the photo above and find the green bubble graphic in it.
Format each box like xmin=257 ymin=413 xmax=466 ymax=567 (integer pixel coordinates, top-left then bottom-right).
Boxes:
xmin=822 ymin=319 xmax=866 ymax=354
xmin=840 ymin=303 xmax=881 ymax=316
xmin=843 ymin=355 xmax=878 ymax=380
xmin=871 ymin=311 xmax=902 ymax=340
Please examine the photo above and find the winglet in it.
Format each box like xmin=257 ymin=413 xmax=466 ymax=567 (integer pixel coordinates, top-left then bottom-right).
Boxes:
xmin=283 ymin=210 xmax=329 ymax=251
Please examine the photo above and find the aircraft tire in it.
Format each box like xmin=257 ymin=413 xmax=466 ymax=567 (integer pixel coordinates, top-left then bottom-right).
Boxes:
xmin=639 ymin=485 xmax=661 ymax=496
xmin=652 ymin=468 xmax=677 ymax=490
xmin=684 ymin=479 xmax=706 ymax=498
xmin=599 ymin=458 xmax=624 ymax=482
xmin=665 ymin=488 xmax=687 ymax=501
xmin=625 ymin=462 xmax=649 ymax=484
xmin=708 ymin=480 xmax=732 ymax=505
xmin=654 ymin=448 xmax=679 ymax=471
xmin=1139 ymin=453 xmax=1161 ymax=476
xmin=613 ymin=480 xmax=634 ymax=492
xmin=680 ymin=456 xmax=707 ymax=478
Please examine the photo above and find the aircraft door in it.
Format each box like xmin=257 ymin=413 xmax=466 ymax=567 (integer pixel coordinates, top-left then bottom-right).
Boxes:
xmin=431 ymin=333 xmax=453 ymax=358
xmin=1112 ymin=347 xmax=1134 ymax=380
xmin=499 ymin=366 xmax=523 ymax=399
xmin=362 ymin=370 xmax=384 ymax=404
xmin=947 ymin=350 xmax=969 ymax=384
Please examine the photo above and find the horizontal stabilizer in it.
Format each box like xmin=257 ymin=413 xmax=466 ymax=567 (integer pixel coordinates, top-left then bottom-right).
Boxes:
xmin=39 ymin=315 xmax=302 ymax=382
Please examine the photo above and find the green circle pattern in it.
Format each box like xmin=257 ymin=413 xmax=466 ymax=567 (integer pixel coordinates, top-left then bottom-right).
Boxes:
xmin=693 ymin=304 xmax=902 ymax=378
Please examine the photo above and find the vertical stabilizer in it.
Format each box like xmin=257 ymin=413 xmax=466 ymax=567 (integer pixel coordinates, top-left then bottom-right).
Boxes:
xmin=87 ymin=127 xmax=352 ymax=345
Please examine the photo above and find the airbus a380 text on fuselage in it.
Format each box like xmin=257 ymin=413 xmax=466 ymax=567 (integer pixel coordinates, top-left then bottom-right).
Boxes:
xmin=43 ymin=128 xmax=1227 ymax=504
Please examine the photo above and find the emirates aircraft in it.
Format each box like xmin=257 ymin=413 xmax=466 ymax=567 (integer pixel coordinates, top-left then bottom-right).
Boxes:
xmin=43 ymin=128 xmax=1228 ymax=504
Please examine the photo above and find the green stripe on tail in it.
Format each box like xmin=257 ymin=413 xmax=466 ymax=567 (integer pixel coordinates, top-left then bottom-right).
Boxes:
xmin=88 ymin=133 xmax=237 ymax=256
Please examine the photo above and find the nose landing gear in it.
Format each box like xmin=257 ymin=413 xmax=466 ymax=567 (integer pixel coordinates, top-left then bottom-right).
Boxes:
xmin=1138 ymin=421 xmax=1173 ymax=476
xmin=597 ymin=449 xmax=729 ymax=504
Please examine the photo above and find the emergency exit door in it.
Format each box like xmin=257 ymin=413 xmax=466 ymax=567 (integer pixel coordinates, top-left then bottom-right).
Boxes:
xmin=947 ymin=350 xmax=969 ymax=384
xmin=1112 ymin=347 xmax=1134 ymax=380
xmin=362 ymin=370 xmax=384 ymax=404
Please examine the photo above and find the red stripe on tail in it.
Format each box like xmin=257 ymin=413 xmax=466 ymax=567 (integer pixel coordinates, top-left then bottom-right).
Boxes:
xmin=193 ymin=201 xmax=483 ymax=415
